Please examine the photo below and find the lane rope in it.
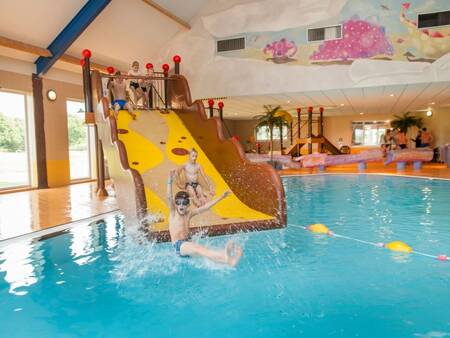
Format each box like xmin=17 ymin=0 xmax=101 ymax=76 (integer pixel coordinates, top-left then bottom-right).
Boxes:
xmin=290 ymin=224 xmax=449 ymax=262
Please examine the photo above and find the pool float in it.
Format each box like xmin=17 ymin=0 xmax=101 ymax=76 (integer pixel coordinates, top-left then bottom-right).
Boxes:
xmin=308 ymin=223 xmax=332 ymax=235
xmin=384 ymin=241 xmax=413 ymax=253
xmin=384 ymin=149 xmax=433 ymax=169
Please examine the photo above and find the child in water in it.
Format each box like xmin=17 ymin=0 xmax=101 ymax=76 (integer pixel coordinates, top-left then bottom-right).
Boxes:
xmin=107 ymin=71 xmax=136 ymax=120
xmin=167 ymin=170 xmax=243 ymax=267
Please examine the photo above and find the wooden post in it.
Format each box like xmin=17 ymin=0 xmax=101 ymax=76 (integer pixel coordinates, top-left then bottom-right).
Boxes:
xmin=208 ymin=99 xmax=214 ymax=118
xmin=218 ymin=101 xmax=224 ymax=120
xmin=308 ymin=106 xmax=313 ymax=154
xmin=32 ymin=74 xmax=48 ymax=188
xmin=82 ymin=50 xmax=107 ymax=197
xmin=173 ymin=55 xmax=181 ymax=75
xmin=319 ymin=107 xmax=324 ymax=153
xmin=289 ymin=122 xmax=293 ymax=145
xmin=162 ymin=64 xmax=169 ymax=109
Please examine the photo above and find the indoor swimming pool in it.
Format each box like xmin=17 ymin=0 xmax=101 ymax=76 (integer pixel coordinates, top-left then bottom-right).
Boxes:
xmin=0 ymin=175 xmax=449 ymax=337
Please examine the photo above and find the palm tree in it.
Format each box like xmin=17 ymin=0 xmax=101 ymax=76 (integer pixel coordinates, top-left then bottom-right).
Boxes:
xmin=390 ymin=112 xmax=423 ymax=133
xmin=253 ymin=105 xmax=283 ymax=161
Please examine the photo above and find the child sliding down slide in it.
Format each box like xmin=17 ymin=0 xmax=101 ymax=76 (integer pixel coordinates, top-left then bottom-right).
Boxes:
xmin=175 ymin=148 xmax=214 ymax=207
xmin=107 ymin=71 xmax=137 ymax=120
xmin=167 ymin=170 xmax=243 ymax=267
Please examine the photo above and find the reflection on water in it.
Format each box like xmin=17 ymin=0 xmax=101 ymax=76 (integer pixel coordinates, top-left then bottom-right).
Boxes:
xmin=0 ymin=240 xmax=43 ymax=295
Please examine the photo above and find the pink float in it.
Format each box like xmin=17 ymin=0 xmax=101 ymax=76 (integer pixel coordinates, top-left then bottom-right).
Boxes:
xmin=384 ymin=149 xmax=433 ymax=169
xmin=294 ymin=150 xmax=383 ymax=170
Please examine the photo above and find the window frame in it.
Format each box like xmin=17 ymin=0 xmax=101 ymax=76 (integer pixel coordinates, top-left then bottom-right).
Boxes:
xmin=351 ymin=120 xmax=389 ymax=146
xmin=0 ymin=88 xmax=34 ymax=191
xmin=255 ymin=124 xmax=289 ymax=142
xmin=66 ymin=99 xmax=94 ymax=181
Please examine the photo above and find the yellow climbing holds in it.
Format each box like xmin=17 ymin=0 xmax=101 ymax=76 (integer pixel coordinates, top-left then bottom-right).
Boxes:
xmin=308 ymin=223 xmax=330 ymax=234
xmin=384 ymin=241 xmax=413 ymax=253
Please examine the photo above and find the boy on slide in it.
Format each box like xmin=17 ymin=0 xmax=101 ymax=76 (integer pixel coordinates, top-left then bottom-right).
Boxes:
xmin=167 ymin=170 xmax=243 ymax=267
xmin=176 ymin=148 xmax=214 ymax=207
xmin=107 ymin=71 xmax=136 ymax=120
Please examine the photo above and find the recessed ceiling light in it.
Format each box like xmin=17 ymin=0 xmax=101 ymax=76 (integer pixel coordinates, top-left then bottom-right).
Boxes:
xmin=386 ymin=120 xmax=391 ymax=123
xmin=389 ymin=94 xmax=394 ymax=97
xmin=340 ymin=103 xmax=345 ymax=106
xmin=287 ymin=100 xmax=291 ymax=103
xmin=431 ymin=102 xmax=435 ymax=105
xmin=360 ymin=112 xmax=364 ymax=115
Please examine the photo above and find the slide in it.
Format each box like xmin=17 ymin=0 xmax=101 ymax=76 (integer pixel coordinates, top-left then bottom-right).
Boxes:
xmin=322 ymin=137 xmax=342 ymax=155
xmin=91 ymin=72 xmax=285 ymax=238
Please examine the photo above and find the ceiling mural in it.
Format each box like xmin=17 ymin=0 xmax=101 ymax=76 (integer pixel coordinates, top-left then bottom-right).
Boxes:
xmin=217 ymin=0 xmax=450 ymax=65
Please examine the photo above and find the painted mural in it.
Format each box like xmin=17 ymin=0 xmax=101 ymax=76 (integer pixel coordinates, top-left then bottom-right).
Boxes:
xmin=219 ymin=0 xmax=450 ymax=65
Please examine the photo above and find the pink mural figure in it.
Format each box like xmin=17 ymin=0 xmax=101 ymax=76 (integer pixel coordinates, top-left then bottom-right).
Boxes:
xmin=263 ymin=38 xmax=298 ymax=64
xmin=309 ymin=16 xmax=394 ymax=63
xmin=400 ymin=2 xmax=450 ymax=61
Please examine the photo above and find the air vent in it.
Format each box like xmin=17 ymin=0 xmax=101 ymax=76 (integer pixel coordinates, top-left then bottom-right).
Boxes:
xmin=216 ymin=37 xmax=245 ymax=52
xmin=308 ymin=25 xmax=342 ymax=42
xmin=418 ymin=10 xmax=450 ymax=28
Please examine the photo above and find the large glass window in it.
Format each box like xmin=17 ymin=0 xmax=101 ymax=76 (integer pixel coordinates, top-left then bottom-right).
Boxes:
xmin=255 ymin=124 xmax=289 ymax=141
xmin=352 ymin=121 xmax=389 ymax=146
xmin=66 ymin=100 xmax=92 ymax=180
xmin=0 ymin=90 xmax=32 ymax=189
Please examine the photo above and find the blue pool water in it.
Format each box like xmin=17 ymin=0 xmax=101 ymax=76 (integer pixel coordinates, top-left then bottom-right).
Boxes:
xmin=1 ymin=175 xmax=449 ymax=337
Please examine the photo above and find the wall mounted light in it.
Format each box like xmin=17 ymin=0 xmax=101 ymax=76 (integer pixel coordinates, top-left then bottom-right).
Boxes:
xmin=47 ymin=89 xmax=57 ymax=101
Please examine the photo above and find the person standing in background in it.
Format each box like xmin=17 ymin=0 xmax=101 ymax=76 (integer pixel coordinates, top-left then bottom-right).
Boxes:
xmin=421 ymin=128 xmax=433 ymax=148
xmin=396 ymin=129 xmax=407 ymax=149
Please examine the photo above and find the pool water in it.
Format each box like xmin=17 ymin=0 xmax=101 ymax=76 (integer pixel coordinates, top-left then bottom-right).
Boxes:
xmin=1 ymin=175 xmax=449 ymax=337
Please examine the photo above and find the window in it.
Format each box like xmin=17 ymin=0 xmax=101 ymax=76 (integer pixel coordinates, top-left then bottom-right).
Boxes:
xmin=418 ymin=10 xmax=450 ymax=28
xmin=255 ymin=125 xmax=289 ymax=141
xmin=0 ymin=90 xmax=33 ymax=189
xmin=351 ymin=121 xmax=389 ymax=146
xmin=308 ymin=25 xmax=342 ymax=42
xmin=66 ymin=100 xmax=92 ymax=180
xmin=216 ymin=37 xmax=245 ymax=52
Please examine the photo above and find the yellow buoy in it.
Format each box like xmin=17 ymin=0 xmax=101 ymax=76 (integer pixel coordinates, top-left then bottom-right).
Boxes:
xmin=308 ymin=223 xmax=330 ymax=234
xmin=384 ymin=241 xmax=413 ymax=253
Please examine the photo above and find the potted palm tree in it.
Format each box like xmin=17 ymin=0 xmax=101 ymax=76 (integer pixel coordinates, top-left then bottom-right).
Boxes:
xmin=390 ymin=112 xmax=423 ymax=133
xmin=253 ymin=105 xmax=283 ymax=164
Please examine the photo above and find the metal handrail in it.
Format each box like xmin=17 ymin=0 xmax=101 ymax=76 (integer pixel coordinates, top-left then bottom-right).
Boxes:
xmin=100 ymin=74 xmax=173 ymax=80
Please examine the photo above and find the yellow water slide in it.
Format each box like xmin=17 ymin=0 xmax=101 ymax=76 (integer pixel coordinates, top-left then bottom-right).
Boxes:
xmin=91 ymin=71 xmax=285 ymax=238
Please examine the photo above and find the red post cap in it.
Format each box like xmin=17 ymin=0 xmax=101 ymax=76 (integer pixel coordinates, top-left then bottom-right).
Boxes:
xmin=173 ymin=55 xmax=181 ymax=63
xmin=80 ymin=59 xmax=85 ymax=67
xmin=82 ymin=49 xmax=91 ymax=58
xmin=207 ymin=99 xmax=214 ymax=107
xmin=146 ymin=63 xmax=153 ymax=69
xmin=218 ymin=101 xmax=224 ymax=109
xmin=308 ymin=106 xmax=313 ymax=113
xmin=296 ymin=107 xmax=301 ymax=113
xmin=162 ymin=63 xmax=170 ymax=72
xmin=319 ymin=107 xmax=324 ymax=113
xmin=106 ymin=66 xmax=115 ymax=74
xmin=232 ymin=135 xmax=240 ymax=142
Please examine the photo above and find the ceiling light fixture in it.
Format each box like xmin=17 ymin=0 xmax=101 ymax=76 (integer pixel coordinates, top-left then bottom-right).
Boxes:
xmin=389 ymin=94 xmax=394 ymax=97
xmin=340 ymin=103 xmax=345 ymax=106
xmin=426 ymin=109 xmax=433 ymax=117
xmin=431 ymin=102 xmax=435 ymax=105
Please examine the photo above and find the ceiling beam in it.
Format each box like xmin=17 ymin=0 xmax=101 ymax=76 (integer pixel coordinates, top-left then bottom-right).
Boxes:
xmin=59 ymin=54 xmax=107 ymax=72
xmin=141 ymin=0 xmax=191 ymax=30
xmin=0 ymin=35 xmax=52 ymax=57
xmin=0 ymin=35 xmax=109 ymax=72
xmin=35 ymin=0 xmax=111 ymax=76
